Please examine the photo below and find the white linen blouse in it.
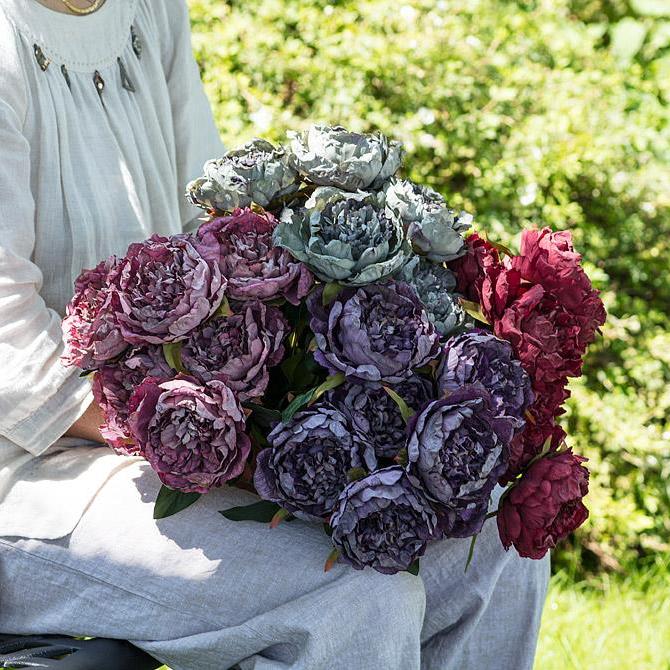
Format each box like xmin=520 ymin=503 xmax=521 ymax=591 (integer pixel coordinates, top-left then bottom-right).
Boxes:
xmin=0 ymin=0 xmax=224 ymax=538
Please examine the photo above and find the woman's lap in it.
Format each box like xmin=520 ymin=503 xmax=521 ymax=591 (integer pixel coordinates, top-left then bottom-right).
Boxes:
xmin=0 ymin=460 xmax=548 ymax=670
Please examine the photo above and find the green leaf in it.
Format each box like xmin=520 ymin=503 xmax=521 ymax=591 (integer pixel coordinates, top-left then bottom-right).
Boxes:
xmin=243 ymin=402 xmax=281 ymax=429
xmin=458 ymin=298 xmax=491 ymax=325
xmin=407 ymin=559 xmax=420 ymax=576
xmin=212 ymin=296 xmax=233 ymax=318
xmin=631 ymin=0 xmax=670 ymax=17
xmin=322 ymin=282 xmax=342 ymax=306
xmin=464 ymin=533 xmax=479 ymax=573
xmin=281 ymin=388 xmax=317 ymax=423
xmin=383 ymin=386 xmax=414 ymax=423
xmin=311 ymin=372 xmax=346 ymax=403
xmin=220 ymin=500 xmax=281 ymax=523
xmin=346 ymin=467 xmax=368 ymax=482
xmin=483 ymin=236 xmax=514 ymax=257
xmin=394 ymin=447 xmax=409 ymax=467
xmin=162 ymin=341 xmax=186 ymax=373
xmin=153 ymin=485 xmax=201 ymax=519
xmin=611 ymin=18 xmax=647 ymax=63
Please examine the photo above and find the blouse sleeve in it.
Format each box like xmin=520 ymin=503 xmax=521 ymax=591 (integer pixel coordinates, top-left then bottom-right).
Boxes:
xmin=160 ymin=0 xmax=225 ymax=229
xmin=0 ymin=36 xmax=93 ymax=456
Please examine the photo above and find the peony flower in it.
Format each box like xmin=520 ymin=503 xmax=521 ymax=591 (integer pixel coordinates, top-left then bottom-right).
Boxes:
xmin=92 ymin=345 xmax=173 ymax=455
xmin=275 ymin=187 xmax=409 ymax=285
xmin=330 ymin=466 xmax=438 ymax=574
xmin=61 ymin=257 xmax=126 ymax=369
xmin=186 ymin=138 xmax=299 ymax=213
xmin=397 ymin=256 xmax=469 ymax=336
xmin=180 ymin=300 xmax=288 ymax=400
xmin=307 ymin=281 xmax=441 ymax=384
xmin=129 ymin=375 xmax=250 ymax=493
xmin=406 ymin=385 xmax=512 ymax=537
xmin=497 ymin=449 xmax=590 ymax=559
xmin=254 ymin=404 xmax=376 ymax=520
xmin=326 ymin=375 xmax=434 ymax=459
xmin=448 ymin=232 xmax=502 ymax=303
xmin=109 ymin=234 xmax=226 ymax=345
xmin=436 ymin=329 xmax=533 ymax=431
xmin=287 ymin=124 xmax=403 ymax=191
xmin=196 ymin=208 xmax=312 ymax=305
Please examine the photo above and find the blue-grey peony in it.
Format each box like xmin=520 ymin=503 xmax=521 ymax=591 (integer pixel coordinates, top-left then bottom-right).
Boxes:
xmin=254 ymin=404 xmax=377 ymax=520
xmin=307 ymin=281 xmax=441 ymax=384
xmin=186 ymin=138 xmax=299 ymax=212
xmin=436 ymin=329 xmax=534 ymax=431
xmin=275 ymin=187 xmax=409 ymax=285
xmin=326 ymin=376 xmax=433 ymax=459
xmin=330 ymin=466 xmax=438 ymax=574
xmin=406 ymin=385 xmax=512 ymax=537
xmin=287 ymin=124 xmax=403 ymax=191
xmin=398 ymin=256 xmax=469 ymax=336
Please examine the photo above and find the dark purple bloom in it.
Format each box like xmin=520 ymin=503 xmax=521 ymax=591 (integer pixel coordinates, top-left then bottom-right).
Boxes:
xmin=330 ymin=466 xmax=438 ymax=574
xmin=197 ymin=208 xmax=313 ymax=305
xmin=129 ymin=375 xmax=250 ymax=494
xmin=254 ymin=404 xmax=376 ymax=520
xmin=436 ymin=329 xmax=533 ymax=431
xmin=62 ymin=257 xmax=126 ymax=369
xmin=308 ymin=281 xmax=440 ymax=384
xmin=326 ymin=376 xmax=433 ymax=459
xmin=406 ymin=385 xmax=511 ymax=537
xmin=181 ymin=300 xmax=288 ymax=400
xmin=109 ymin=234 xmax=226 ymax=345
xmin=92 ymin=345 xmax=173 ymax=455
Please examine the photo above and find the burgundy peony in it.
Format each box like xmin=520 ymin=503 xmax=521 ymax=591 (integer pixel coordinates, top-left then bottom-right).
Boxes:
xmin=92 ymin=345 xmax=173 ymax=455
xmin=180 ymin=300 xmax=288 ymax=400
xmin=197 ymin=208 xmax=313 ymax=305
xmin=497 ymin=449 xmax=590 ymax=559
xmin=448 ymin=233 xmax=502 ymax=303
xmin=61 ymin=258 xmax=126 ymax=369
xmin=129 ymin=375 xmax=250 ymax=493
xmin=109 ymin=234 xmax=226 ymax=345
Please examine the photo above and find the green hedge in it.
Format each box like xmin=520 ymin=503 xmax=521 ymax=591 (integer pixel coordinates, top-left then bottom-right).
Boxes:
xmin=188 ymin=0 xmax=670 ymax=575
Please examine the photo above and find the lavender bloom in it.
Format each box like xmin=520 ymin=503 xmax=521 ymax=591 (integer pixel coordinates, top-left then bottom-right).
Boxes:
xmin=129 ymin=375 xmax=250 ymax=494
xmin=181 ymin=301 xmax=288 ymax=400
xmin=327 ymin=376 xmax=433 ymax=459
xmin=92 ymin=345 xmax=173 ymax=454
xmin=330 ymin=466 xmax=438 ymax=574
xmin=62 ymin=257 xmax=126 ymax=369
xmin=406 ymin=385 xmax=511 ymax=537
xmin=197 ymin=208 xmax=312 ymax=305
xmin=436 ymin=330 xmax=534 ymax=431
xmin=254 ymin=404 xmax=377 ymax=520
xmin=109 ymin=234 xmax=226 ymax=345
xmin=308 ymin=281 xmax=440 ymax=384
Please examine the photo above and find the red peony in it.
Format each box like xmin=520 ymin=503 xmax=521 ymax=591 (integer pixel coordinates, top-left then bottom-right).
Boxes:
xmin=497 ymin=449 xmax=590 ymax=559
xmin=448 ymin=233 xmax=502 ymax=303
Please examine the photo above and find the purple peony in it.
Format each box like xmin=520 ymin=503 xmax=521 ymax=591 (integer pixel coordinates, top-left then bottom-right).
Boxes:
xmin=330 ymin=466 xmax=438 ymax=574
xmin=181 ymin=300 xmax=288 ymax=400
xmin=437 ymin=329 xmax=534 ymax=431
xmin=326 ymin=376 xmax=433 ymax=459
xmin=307 ymin=281 xmax=440 ymax=384
xmin=109 ymin=234 xmax=226 ymax=345
xmin=197 ymin=208 xmax=313 ymax=305
xmin=62 ymin=258 xmax=126 ymax=369
xmin=254 ymin=404 xmax=377 ymax=520
xmin=406 ymin=385 xmax=511 ymax=537
xmin=92 ymin=345 xmax=173 ymax=455
xmin=129 ymin=375 xmax=250 ymax=493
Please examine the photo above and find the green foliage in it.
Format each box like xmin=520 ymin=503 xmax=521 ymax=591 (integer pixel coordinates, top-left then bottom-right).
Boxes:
xmin=188 ymin=0 xmax=670 ymax=575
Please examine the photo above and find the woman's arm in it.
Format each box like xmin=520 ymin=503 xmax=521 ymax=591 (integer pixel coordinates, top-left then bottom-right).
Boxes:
xmin=64 ymin=401 xmax=104 ymax=443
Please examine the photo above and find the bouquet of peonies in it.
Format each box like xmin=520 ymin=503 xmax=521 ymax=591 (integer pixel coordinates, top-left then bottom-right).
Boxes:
xmin=62 ymin=125 xmax=605 ymax=575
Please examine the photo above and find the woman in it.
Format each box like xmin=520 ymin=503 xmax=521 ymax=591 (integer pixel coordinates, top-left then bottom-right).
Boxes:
xmin=0 ymin=1 xmax=549 ymax=668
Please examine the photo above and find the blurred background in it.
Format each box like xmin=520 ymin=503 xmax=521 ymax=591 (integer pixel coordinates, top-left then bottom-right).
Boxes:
xmin=187 ymin=1 xmax=670 ymax=667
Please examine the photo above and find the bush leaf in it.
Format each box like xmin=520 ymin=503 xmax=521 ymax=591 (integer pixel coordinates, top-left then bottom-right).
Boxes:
xmin=153 ymin=485 xmax=201 ymax=519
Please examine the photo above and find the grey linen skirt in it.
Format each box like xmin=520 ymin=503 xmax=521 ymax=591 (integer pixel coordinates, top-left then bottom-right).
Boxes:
xmin=0 ymin=459 xmax=549 ymax=670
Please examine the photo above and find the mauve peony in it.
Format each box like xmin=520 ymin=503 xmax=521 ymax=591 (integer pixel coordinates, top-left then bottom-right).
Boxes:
xmin=197 ymin=208 xmax=312 ymax=305
xmin=326 ymin=376 xmax=434 ymax=459
xmin=330 ymin=466 xmax=438 ymax=574
xmin=406 ymin=385 xmax=512 ymax=537
xmin=109 ymin=234 xmax=226 ymax=345
xmin=61 ymin=258 xmax=126 ymax=369
xmin=92 ymin=345 xmax=173 ymax=455
xmin=180 ymin=300 xmax=288 ymax=400
xmin=497 ymin=449 xmax=589 ymax=559
xmin=254 ymin=404 xmax=377 ymax=520
xmin=129 ymin=375 xmax=250 ymax=493
xmin=308 ymin=281 xmax=440 ymax=384
xmin=437 ymin=329 xmax=533 ymax=431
